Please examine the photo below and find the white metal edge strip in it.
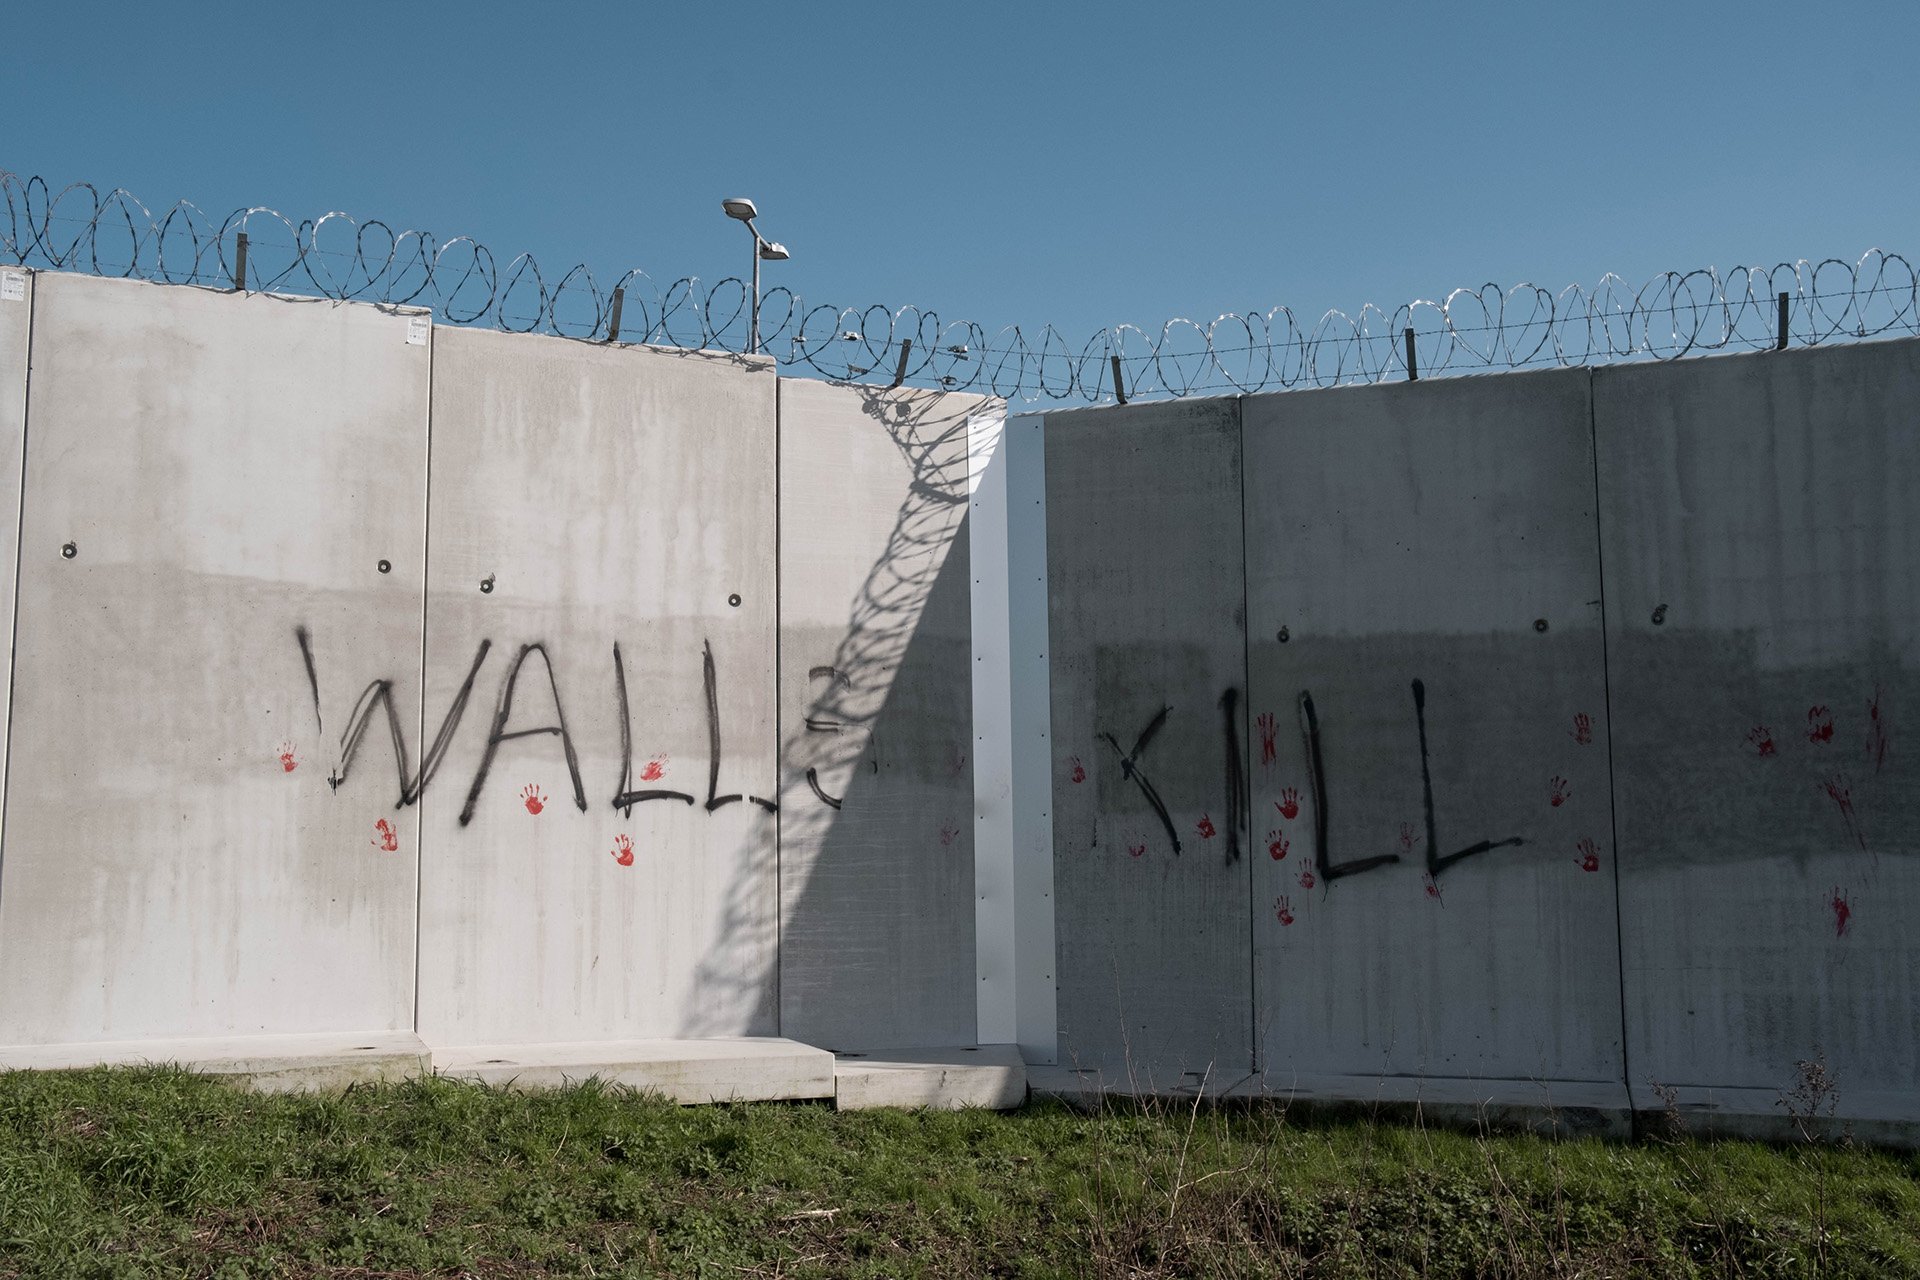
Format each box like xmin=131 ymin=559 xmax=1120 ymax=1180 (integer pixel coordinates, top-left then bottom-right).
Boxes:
xmin=1004 ymin=412 xmax=1057 ymax=1064
xmin=967 ymin=403 xmax=1016 ymax=1046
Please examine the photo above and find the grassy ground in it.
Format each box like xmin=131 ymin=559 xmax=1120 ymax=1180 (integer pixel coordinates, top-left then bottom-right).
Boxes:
xmin=0 ymin=1068 xmax=1916 ymax=1278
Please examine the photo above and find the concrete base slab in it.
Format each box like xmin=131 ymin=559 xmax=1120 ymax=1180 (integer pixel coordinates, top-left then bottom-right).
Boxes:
xmin=1030 ymin=1066 xmax=1631 ymax=1139
xmin=432 ymin=1037 xmax=834 ymax=1102
xmin=1028 ymin=1064 xmax=1253 ymax=1106
xmin=1627 ymin=1082 xmax=1920 ymax=1148
xmin=832 ymin=1044 xmax=1026 ymax=1111
xmin=0 ymin=1032 xmax=429 ymax=1092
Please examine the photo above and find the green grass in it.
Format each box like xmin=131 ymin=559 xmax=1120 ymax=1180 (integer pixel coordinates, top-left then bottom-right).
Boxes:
xmin=0 ymin=1067 xmax=1916 ymax=1278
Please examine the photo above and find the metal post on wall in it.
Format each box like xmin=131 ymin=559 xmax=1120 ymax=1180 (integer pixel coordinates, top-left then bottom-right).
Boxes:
xmin=1777 ymin=292 xmax=1790 ymax=350
xmin=606 ymin=286 xmax=625 ymax=345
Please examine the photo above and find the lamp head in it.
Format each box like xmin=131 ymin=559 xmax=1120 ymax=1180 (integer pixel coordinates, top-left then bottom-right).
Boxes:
xmin=758 ymin=241 xmax=790 ymax=261
xmin=722 ymin=197 xmax=758 ymax=222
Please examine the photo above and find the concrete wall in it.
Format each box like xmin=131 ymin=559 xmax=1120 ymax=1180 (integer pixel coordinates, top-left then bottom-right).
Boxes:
xmin=1043 ymin=398 xmax=1252 ymax=1083
xmin=0 ymin=270 xmax=986 ymax=1063
xmin=0 ymin=275 xmax=428 ymax=1044
xmin=1595 ymin=343 xmax=1920 ymax=1130
xmin=0 ymin=269 xmax=27 ymax=831
xmin=1243 ymin=372 xmax=1623 ymax=1106
xmin=1 ymin=262 xmax=1913 ymax=1131
xmin=414 ymin=328 xmax=779 ymax=1047
xmin=1035 ymin=337 xmax=1920 ymax=1131
xmin=776 ymin=381 xmax=982 ymax=1051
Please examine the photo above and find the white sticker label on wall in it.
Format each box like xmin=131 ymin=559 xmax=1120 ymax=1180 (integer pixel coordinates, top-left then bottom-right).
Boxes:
xmin=0 ymin=272 xmax=24 ymax=302
xmin=405 ymin=314 xmax=430 ymax=345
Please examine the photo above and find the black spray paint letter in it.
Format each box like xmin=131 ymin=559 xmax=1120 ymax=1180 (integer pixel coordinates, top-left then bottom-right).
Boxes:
xmin=299 ymin=627 xmax=491 ymax=808
xmin=702 ymin=640 xmax=778 ymax=813
xmin=803 ymin=665 xmax=852 ymax=809
xmin=1297 ymin=691 xmax=1400 ymax=881
xmin=1219 ymin=687 xmax=1245 ymax=863
xmin=1102 ymin=705 xmax=1181 ymax=855
xmin=610 ymin=641 xmax=695 ymax=812
xmin=459 ymin=643 xmax=589 ymax=826
xmin=1412 ymin=678 xmax=1525 ymax=875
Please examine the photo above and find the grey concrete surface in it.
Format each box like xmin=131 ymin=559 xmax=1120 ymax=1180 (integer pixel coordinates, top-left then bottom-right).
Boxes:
xmin=1241 ymin=371 xmax=1626 ymax=1100
xmin=776 ymin=381 xmax=981 ymax=1050
xmin=414 ymin=327 xmax=779 ymax=1047
xmin=831 ymin=1043 xmax=1026 ymax=1111
xmin=1595 ymin=339 xmax=1920 ymax=1121
xmin=0 ymin=276 xmax=428 ymax=1045
xmin=1042 ymin=396 xmax=1252 ymax=1082
xmin=0 ymin=268 xmax=29 ymax=821
xmin=0 ymin=1031 xmax=430 ymax=1092
xmin=433 ymin=1037 xmax=833 ymax=1101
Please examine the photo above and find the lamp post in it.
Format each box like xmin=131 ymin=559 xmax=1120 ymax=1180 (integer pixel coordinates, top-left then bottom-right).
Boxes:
xmin=721 ymin=197 xmax=789 ymax=356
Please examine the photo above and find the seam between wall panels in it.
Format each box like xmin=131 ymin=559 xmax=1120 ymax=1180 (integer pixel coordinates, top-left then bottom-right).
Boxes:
xmin=0 ymin=269 xmax=36 ymax=894
xmin=1236 ymin=395 xmax=1256 ymax=1079
xmin=773 ymin=373 xmax=782 ymax=1037
xmin=410 ymin=316 xmax=434 ymax=1037
xmin=1586 ymin=366 xmax=1635 ymax=1114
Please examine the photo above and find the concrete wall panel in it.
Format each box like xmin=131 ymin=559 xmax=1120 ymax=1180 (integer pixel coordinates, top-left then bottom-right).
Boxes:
xmin=1043 ymin=397 xmax=1251 ymax=1080
xmin=0 ymin=276 xmax=427 ymax=1045
xmin=777 ymin=381 xmax=980 ymax=1050
xmin=1242 ymin=372 xmax=1625 ymax=1096
xmin=1596 ymin=340 xmax=1920 ymax=1117
xmin=0 ymin=268 xmax=31 ymax=815
xmin=415 ymin=329 xmax=779 ymax=1047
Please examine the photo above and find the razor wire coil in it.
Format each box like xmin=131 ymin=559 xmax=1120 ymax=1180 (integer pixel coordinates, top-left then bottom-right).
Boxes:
xmin=5 ymin=171 xmax=1915 ymax=403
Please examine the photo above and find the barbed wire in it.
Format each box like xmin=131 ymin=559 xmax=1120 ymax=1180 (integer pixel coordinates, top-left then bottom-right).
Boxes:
xmin=5 ymin=171 xmax=1916 ymax=403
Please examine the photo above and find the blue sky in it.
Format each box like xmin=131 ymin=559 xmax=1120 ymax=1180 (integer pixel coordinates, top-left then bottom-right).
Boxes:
xmin=4 ymin=0 xmax=1916 ymax=353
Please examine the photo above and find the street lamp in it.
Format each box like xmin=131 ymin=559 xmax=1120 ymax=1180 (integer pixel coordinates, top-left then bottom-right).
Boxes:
xmin=722 ymin=197 xmax=789 ymax=356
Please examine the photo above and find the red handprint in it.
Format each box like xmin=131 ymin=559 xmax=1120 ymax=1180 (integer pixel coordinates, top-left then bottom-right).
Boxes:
xmin=640 ymin=756 xmax=666 ymax=782
xmin=1127 ymin=834 xmax=1147 ymax=859
xmin=1548 ymin=776 xmax=1571 ymax=807
xmin=1398 ymin=822 xmax=1417 ymax=855
xmin=1267 ymin=830 xmax=1289 ymax=861
xmin=1196 ymin=814 xmax=1216 ymax=840
xmin=521 ymin=784 xmax=545 ymax=815
xmin=1297 ymin=866 xmax=1315 ymax=890
xmin=612 ymin=834 xmax=634 ymax=867
xmin=276 ymin=742 xmax=298 ymax=773
xmin=1423 ymin=874 xmax=1442 ymax=901
xmin=371 ymin=819 xmax=398 ymax=852
xmin=1069 ymin=756 xmax=1086 ymax=784
xmin=1274 ymin=895 xmax=1294 ymax=926
xmin=1830 ymin=887 xmax=1852 ymax=937
xmin=1256 ymin=712 xmax=1277 ymax=767
xmin=1569 ymin=713 xmax=1593 ymax=746
xmin=1575 ymin=837 xmax=1599 ymax=872
xmin=1807 ymin=705 xmax=1834 ymax=744
xmin=939 ymin=822 xmax=961 ymax=847
xmin=1276 ymin=788 xmax=1300 ymax=821
xmin=1746 ymin=725 xmax=1777 ymax=757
